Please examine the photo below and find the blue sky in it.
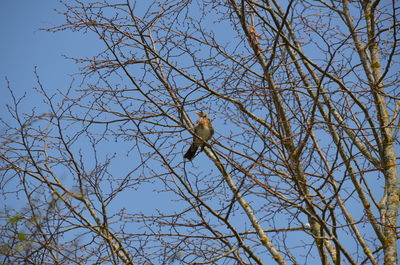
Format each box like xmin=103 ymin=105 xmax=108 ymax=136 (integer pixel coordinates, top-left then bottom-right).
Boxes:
xmin=0 ymin=1 xmax=97 ymax=120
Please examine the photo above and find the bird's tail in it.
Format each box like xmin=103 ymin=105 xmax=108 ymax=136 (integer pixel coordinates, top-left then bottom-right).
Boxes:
xmin=184 ymin=144 xmax=198 ymax=161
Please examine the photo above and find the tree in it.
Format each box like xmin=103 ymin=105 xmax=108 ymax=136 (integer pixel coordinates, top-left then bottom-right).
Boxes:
xmin=1 ymin=0 xmax=399 ymax=264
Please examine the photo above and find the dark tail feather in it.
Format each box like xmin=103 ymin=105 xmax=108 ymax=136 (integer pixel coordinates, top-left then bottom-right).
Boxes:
xmin=184 ymin=144 xmax=198 ymax=161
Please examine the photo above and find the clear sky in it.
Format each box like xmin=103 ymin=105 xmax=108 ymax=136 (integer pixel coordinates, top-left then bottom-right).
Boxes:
xmin=0 ymin=1 xmax=98 ymax=120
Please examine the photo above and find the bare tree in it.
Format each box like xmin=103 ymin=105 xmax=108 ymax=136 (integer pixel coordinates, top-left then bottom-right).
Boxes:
xmin=1 ymin=0 xmax=399 ymax=264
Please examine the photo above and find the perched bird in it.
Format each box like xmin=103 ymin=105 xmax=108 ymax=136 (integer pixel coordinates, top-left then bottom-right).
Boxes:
xmin=184 ymin=111 xmax=214 ymax=161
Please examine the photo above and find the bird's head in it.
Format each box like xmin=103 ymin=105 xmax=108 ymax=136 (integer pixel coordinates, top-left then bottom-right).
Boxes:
xmin=195 ymin=111 xmax=208 ymax=118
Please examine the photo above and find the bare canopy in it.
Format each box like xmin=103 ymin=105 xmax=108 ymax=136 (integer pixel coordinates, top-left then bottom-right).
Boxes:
xmin=1 ymin=0 xmax=399 ymax=264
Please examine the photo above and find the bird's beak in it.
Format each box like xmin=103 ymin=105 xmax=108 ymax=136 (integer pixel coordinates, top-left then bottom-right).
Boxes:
xmin=195 ymin=111 xmax=202 ymax=116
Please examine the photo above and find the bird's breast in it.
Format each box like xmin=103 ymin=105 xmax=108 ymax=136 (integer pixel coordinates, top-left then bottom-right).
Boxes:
xmin=195 ymin=125 xmax=212 ymax=140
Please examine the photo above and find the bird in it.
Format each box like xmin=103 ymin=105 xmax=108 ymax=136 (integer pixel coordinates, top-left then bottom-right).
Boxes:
xmin=184 ymin=111 xmax=214 ymax=161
